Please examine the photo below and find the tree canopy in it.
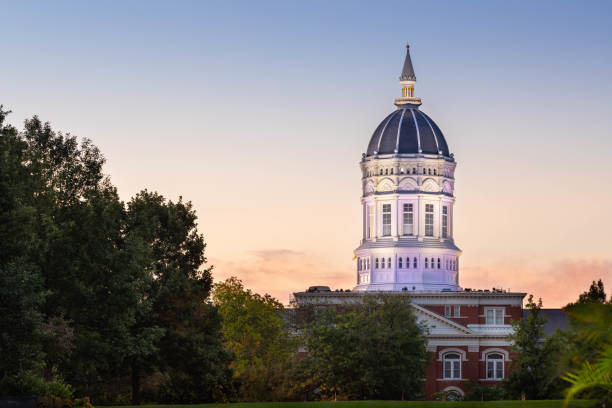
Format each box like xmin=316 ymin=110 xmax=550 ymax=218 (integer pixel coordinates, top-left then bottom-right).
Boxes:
xmin=298 ymin=294 xmax=428 ymax=400
xmin=0 ymin=108 xmax=231 ymax=403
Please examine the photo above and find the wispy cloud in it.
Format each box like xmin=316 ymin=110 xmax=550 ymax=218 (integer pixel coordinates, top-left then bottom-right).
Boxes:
xmin=462 ymin=259 xmax=612 ymax=307
xmin=210 ymin=249 xmax=352 ymax=304
xmin=210 ymin=252 xmax=611 ymax=308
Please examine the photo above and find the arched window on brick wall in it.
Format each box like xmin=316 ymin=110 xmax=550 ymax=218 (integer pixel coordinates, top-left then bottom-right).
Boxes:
xmin=486 ymin=353 xmax=504 ymax=380
xmin=443 ymin=353 xmax=461 ymax=379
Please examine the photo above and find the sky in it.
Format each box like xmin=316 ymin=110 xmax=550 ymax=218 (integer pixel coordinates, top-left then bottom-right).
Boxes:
xmin=2 ymin=0 xmax=611 ymax=307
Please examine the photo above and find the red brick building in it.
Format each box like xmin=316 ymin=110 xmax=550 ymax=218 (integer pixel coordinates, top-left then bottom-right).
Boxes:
xmin=290 ymin=45 xmax=528 ymax=399
xmin=291 ymin=289 xmax=524 ymax=398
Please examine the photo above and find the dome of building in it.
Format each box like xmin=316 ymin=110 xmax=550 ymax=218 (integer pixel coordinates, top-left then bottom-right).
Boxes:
xmin=366 ymin=108 xmax=450 ymax=157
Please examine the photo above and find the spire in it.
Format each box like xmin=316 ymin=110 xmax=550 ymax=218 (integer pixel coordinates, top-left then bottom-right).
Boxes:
xmin=400 ymin=44 xmax=416 ymax=81
xmin=395 ymin=44 xmax=421 ymax=107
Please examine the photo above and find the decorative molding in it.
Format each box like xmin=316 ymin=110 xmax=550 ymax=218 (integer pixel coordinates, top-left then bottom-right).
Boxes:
xmin=480 ymin=347 xmax=511 ymax=361
xmin=442 ymin=386 xmax=465 ymax=396
xmin=437 ymin=347 xmax=468 ymax=361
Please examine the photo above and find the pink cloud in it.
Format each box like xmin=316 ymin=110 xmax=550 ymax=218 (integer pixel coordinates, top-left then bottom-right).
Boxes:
xmin=209 ymin=249 xmax=353 ymax=304
xmin=462 ymin=259 xmax=612 ymax=307
xmin=210 ymin=252 xmax=611 ymax=308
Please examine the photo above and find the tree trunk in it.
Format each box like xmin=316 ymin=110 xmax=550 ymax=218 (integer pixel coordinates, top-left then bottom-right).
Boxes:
xmin=131 ymin=361 xmax=141 ymax=405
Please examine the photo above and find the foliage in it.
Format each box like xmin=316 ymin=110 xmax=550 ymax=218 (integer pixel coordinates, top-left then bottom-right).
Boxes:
xmin=503 ymin=295 xmax=566 ymax=399
xmin=431 ymin=389 xmax=463 ymax=401
xmin=127 ymin=191 xmax=233 ymax=404
xmin=0 ymin=370 xmax=72 ymax=398
xmin=463 ymin=380 xmax=505 ymax=401
xmin=562 ymin=302 xmax=612 ymax=407
xmin=298 ymin=294 xmax=428 ymax=400
xmin=96 ymin=400 xmax=595 ymax=408
xmin=566 ymin=279 xmax=610 ymax=307
xmin=0 ymin=107 xmax=231 ymax=403
xmin=39 ymin=396 xmax=94 ymax=408
xmin=0 ymin=107 xmax=47 ymax=378
xmin=212 ymin=277 xmax=296 ymax=401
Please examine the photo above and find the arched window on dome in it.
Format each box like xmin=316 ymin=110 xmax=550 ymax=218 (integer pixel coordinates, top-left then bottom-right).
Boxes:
xmin=375 ymin=258 xmax=379 ymax=269
xmin=390 ymin=168 xmax=394 ymax=175
xmin=443 ymin=353 xmax=461 ymax=379
xmin=367 ymin=258 xmax=370 ymax=269
xmin=385 ymin=169 xmax=388 ymax=175
xmin=438 ymin=258 xmax=441 ymax=269
xmin=380 ymin=169 xmax=383 ymax=175
xmin=428 ymin=168 xmax=432 ymax=175
xmin=425 ymin=258 xmax=429 ymax=269
xmin=413 ymin=257 xmax=417 ymax=268
xmin=486 ymin=353 xmax=504 ymax=380
xmin=433 ymin=169 xmax=437 ymax=175
xmin=446 ymin=259 xmax=449 ymax=270
xmin=413 ymin=168 xmax=416 ymax=174
xmin=399 ymin=257 xmax=403 ymax=269
xmin=387 ymin=258 xmax=391 ymax=268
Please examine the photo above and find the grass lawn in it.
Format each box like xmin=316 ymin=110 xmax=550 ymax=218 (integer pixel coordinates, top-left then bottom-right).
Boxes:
xmin=102 ymin=401 xmax=593 ymax=408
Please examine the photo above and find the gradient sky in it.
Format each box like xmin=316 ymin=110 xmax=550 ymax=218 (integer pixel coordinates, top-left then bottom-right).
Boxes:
xmin=3 ymin=0 xmax=611 ymax=306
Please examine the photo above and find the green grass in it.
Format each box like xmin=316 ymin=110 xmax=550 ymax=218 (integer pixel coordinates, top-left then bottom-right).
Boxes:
xmin=101 ymin=401 xmax=593 ymax=408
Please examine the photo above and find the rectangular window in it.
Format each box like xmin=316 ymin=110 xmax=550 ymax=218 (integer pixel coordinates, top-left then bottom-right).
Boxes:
xmin=486 ymin=355 xmax=504 ymax=380
xmin=425 ymin=204 xmax=434 ymax=237
xmin=403 ymin=203 xmax=413 ymax=235
xmin=368 ymin=205 xmax=375 ymax=238
xmin=486 ymin=308 xmax=505 ymax=325
xmin=442 ymin=206 xmax=448 ymax=238
xmin=399 ymin=257 xmax=403 ymax=269
xmin=443 ymin=358 xmax=461 ymax=379
xmin=453 ymin=305 xmax=460 ymax=317
xmin=382 ymin=204 xmax=391 ymax=236
xmin=444 ymin=305 xmax=451 ymax=317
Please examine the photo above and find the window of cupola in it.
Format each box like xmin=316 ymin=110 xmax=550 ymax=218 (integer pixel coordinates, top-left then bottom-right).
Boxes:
xmin=425 ymin=204 xmax=434 ymax=237
xmin=403 ymin=203 xmax=414 ymax=236
xmin=382 ymin=204 xmax=392 ymax=236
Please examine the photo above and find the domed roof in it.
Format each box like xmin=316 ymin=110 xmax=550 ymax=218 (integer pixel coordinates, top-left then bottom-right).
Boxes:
xmin=366 ymin=107 xmax=450 ymax=157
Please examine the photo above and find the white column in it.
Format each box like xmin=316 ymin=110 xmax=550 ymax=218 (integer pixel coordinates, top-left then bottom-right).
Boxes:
xmin=374 ymin=199 xmax=378 ymax=239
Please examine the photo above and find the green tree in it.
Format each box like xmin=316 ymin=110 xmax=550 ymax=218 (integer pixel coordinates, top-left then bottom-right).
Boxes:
xmin=16 ymin=116 xmax=154 ymax=396
xmin=0 ymin=108 xmax=47 ymax=380
xmin=562 ymin=302 xmax=612 ymax=406
xmin=212 ymin=277 xmax=295 ymax=401
xmin=503 ymin=295 xmax=566 ymax=399
xmin=300 ymin=294 xmax=428 ymax=400
xmin=576 ymin=279 xmax=609 ymax=305
xmin=0 ymin=110 xmax=149 ymax=398
xmin=126 ymin=191 xmax=232 ymax=404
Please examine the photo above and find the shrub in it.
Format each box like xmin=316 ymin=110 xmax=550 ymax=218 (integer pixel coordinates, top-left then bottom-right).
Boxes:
xmin=464 ymin=381 xmax=506 ymax=401
xmin=39 ymin=396 xmax=93 ymax=408
xmin=0 ymin=371 xmax=72 ymax=398
xmin=431 ymin=389 xmax=463 ymax=401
